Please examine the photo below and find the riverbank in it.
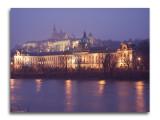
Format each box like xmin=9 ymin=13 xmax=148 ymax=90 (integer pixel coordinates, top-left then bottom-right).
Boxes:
xmin=11 ymin=71 xmax=149 ymax=81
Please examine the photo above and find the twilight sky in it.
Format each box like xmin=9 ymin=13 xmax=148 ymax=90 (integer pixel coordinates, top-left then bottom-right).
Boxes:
xmin=10 ymin=8 xmax=149 ymax=48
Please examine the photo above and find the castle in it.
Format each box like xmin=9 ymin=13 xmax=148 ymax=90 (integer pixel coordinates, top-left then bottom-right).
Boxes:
xmin=20 ymin=25 xmax=96 ymax=53
xmin=12 ymin=26 xmax=134 ymax=72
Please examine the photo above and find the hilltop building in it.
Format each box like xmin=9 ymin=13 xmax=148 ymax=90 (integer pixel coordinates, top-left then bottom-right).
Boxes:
xmin=19 ymin=25 xmax=96 ymax=53
xmin=11 ymin=25 xmax=137 ymax=72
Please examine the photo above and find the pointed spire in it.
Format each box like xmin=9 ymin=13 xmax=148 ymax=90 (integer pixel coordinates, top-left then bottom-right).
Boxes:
xmin=53 ymin=24 xmax=57 ymax=33
xmin=83 ymin=31 xmax=87 ymax=38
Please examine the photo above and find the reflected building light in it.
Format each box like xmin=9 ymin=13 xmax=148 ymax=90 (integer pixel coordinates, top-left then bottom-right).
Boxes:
xmin=65 ymin=79 xmax=72 ymax=96
xmin=99 ymin=80 xmax=106 ymax=85
xmin=66 ymin=80 xmax=71 ymax=87
xmin=65 ymin=79 xmax=73 ymax=112
xmin=98 ymin=80 xmax=106 ymax=96
xmin=135 ymin=81 xmax=144 ymax=112
xmin=35 ymin=79 xmax=42 ymax=93
xmin=10 ymin=79 xmax=15 ymax=90
xmin=117 ymin=81 xmax=130 ymax=112
xmin=10 ymin=95 xmax=16 ymax=102
xmin=10 ymin=79 xmax=20 ymax=102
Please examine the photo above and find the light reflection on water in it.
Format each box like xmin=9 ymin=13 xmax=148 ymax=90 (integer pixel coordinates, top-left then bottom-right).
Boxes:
xmin=10 ymin=79 xmax=22 ymax=102
xmin=135 ymin=81 xmax=145 ymax=112
xmin=35 ymin=79 xmax=43 ymax=93
xmin=10 ymin=79 xmax=16 ymax=102
xmin=97 ymin=80 xmax=106 ymax=96
xmin=65 ymin=80 xmax=73 ymax=112
xmin=10 ymin=79 xmax=149 ymax=112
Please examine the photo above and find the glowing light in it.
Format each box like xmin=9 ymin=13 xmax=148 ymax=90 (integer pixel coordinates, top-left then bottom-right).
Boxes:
xmin=135 ymin=81 xmax=144 ymax=112
xmin=72 ymin=57 xmax=75 ymax=64
xmin=65 ymin=79 xmax=73 ymax=112
xmin=98 ymin=80 xmax=106 ymax=95
xmin=136 ymin=81 xmax=144 ymax=92
xmin=137 ymin=57 xmax=141 ymax=61
xmin=66 ymin=80 xmax=71 ymax=86
xmin=98 ymin=80 xmax=106 ymax=85
xmin=10 ymin=79 xmax=15 ymax=89
xmin=35 ymin=79 xmax=42 ymax=93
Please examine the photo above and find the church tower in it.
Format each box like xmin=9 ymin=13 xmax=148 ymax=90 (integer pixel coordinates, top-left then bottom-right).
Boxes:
xmin=53 ymin=24 xmax=57 ymax=33
xmin=88 ymin=32 xmax=95 ymax=46
xmin=79 ymin=32 xmax=90 ymax=50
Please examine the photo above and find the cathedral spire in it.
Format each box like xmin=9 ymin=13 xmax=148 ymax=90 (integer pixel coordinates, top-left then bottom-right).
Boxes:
xmin=53 ymin=24 xmax=57 ymax=33
xmin=83 ymin=31 xmax=87 ymax=38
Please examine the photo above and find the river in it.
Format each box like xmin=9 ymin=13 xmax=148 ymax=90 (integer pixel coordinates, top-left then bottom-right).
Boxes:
xmin=10 ymin=79 xmax=149 ymax=112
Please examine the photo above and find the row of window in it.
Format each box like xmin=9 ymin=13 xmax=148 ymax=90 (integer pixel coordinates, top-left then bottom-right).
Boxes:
xmin=15 ymin=54 xmax=104 ymax=65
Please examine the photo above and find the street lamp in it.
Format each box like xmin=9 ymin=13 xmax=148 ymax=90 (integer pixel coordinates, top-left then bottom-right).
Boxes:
xmin=137 ymin=57 xmax=141 ymax=61
xmin=137 ymin=57 xmax=142 ymax=70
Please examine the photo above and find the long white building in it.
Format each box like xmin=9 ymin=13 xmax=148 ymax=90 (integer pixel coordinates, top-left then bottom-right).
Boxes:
xmin=12 ymin=42 xmax=134 ymax=71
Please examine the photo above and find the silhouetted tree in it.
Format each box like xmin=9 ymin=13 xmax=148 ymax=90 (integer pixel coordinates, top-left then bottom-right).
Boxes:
xmin=76 ymin=56 xmax=81 ymax=71
xmin=123 ymin=55 xmax=132 ymax=70
xmin=102 ymin=53 xmax=117 ymax=74
xmin=135 ymin=39 xmax=149 ymax=70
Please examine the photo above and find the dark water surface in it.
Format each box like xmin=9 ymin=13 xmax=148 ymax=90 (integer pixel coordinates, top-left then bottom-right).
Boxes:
xmin=10 ymin=79 xmax=149 ymax=112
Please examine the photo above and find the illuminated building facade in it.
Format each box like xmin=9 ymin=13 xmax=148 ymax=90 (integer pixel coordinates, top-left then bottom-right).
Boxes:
xmin=13 ymin=42 xmax=134 ymax=71
xmin=13 ymin=51 xmax=105 ymax=70
xmin=20 ymin=26 xmax=95 ymax=53
xmin=116 ymin=42 xmax=134 ymax=68
xmin=12 ymin=25 xmax=135 ymax=71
